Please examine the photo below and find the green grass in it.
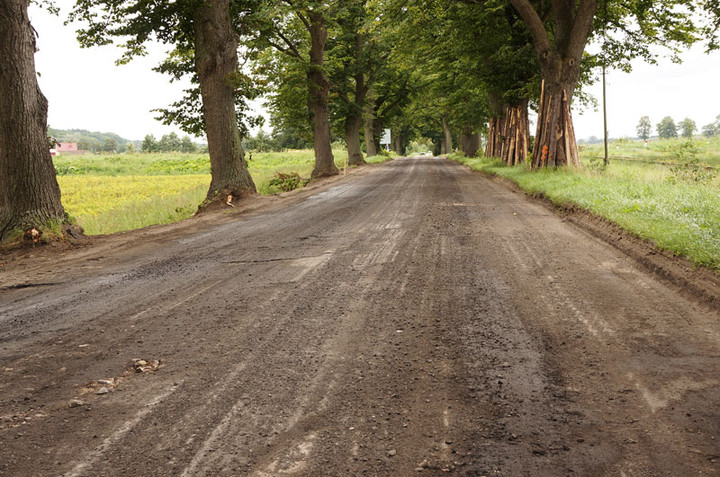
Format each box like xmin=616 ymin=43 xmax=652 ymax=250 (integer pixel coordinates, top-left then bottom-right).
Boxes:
xmin=53 ymin=148 xmax=394 ymax=235
xmin=53 ymin=153 xmax=211 ymax=176
xmin=366 ymin=154 xmax=395 ymax=164
xmin=580 ymin=136 xmax=720 ymax=166
xmin=450 ymin=153 xmax=720 ymax=271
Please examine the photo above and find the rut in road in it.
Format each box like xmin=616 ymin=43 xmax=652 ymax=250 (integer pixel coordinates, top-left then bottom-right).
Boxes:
xmin=0 ymin=157 xmax=718 ymax=476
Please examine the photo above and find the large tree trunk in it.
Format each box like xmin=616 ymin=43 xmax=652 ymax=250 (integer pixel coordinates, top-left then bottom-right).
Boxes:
xmin=194 ymin=0 xmax=256 ymax=202
xmin=398 ymin=130 xmax=407 ymax=156
xmin=532 ymin=57 xmax=580 ymax=168
xmin=390 ymin=130 xmax=407 ymax=156
xmin=390 ymin=130 xmax=399 ymax=153
xmin=485 ymin=92 xmax=505 ymax=158
xmin=363 ymin=93 xmax=377 ymax=157
xmin=485 ymin=116 xmax=506 ymax=158
xmin=344 ymin=34 xmax=367 ymax=166
xmin=508 ymin=0 xmax=595 ymax=169
xmin=441 ymin=117 xmax=453 ymax=154
xmin=373 ymin=124 xmax=382 ymax=155
xmin=500 ymin=101 xmax=530 ymax=166
xmin=307 ymin=12 xmax=338 ymax=178
xmin=0 ymin=0 xmax=67 ymax=242
xmin=459 ymin=129 xmax=480 ymax=157
xmin=345 ymin=113 xmax=364 ymax=166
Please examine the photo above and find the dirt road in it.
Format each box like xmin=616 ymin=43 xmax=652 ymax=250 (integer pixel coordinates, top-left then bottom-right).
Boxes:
xmin=1 ymin=157 xmax=719 ymax=476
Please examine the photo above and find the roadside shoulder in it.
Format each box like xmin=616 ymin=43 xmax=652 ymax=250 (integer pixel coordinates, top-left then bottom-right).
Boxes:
xmin=452 ymin=157 xmax=720 ymax=311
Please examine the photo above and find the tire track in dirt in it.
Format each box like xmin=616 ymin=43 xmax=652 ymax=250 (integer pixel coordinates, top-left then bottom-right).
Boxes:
xmin=1 ymin=157 xmax=719 ymax=476
xmin=455 ymin=170 xmax=720 ymax=475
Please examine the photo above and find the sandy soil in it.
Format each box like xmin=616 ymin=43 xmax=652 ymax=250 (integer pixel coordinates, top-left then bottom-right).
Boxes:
xmin=1 ymin=157 xmax=718 ymax=476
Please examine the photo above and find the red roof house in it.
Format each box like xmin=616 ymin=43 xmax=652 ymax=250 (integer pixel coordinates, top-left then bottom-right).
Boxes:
xmin=57 ymin=143 xmax=78 ymax=153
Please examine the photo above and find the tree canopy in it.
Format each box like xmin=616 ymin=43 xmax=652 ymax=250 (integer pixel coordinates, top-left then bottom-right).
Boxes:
xmin=657 ymin=116 xmax=679 ymax=139
xmin=636 ymin=116 xmax=652 ymax=141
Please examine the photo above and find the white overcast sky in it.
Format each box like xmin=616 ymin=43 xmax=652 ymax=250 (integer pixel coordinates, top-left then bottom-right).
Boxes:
xmin=29 ymin=2 xmax=720 ymax=142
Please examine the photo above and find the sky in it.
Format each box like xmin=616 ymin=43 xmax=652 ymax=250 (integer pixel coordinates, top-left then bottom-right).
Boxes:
xmin=29 ymin=2 xmax=720 ymax=142
xmin=571 ymin=46 xmax=720 ymax=140
xmin=30 ymin=2 xmax=200 ymax=142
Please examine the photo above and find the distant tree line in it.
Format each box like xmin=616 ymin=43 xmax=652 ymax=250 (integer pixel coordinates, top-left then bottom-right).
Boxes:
xmin=141 ymin=132 xmax=201 ymax=153
xmin=636 ymin=115 xmax=720 ymax=140
xmin=48 ymin=128 xmax=136 ymax=153
xmin=243 ymin=128 xmax=314 ymax=152
xmin=48 ymin=128 xmax=204 ymax=154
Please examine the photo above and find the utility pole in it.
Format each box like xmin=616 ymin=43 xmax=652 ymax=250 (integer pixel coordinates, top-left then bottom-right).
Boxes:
xmin=603 ymin=64 xmax=609 ymax=167
xmin=602 ymin=0 xmax=609 ymax=167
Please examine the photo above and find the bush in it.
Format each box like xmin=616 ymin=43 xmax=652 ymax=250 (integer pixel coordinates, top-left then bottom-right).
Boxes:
xmin=665 ymin=140 xmax=717 ymax=183
xmin=268 ymin=171 xmax=304 ymax=192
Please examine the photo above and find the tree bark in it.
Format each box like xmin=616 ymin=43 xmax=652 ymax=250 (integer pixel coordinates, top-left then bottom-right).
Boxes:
xmin=344 ymin=34 xmax=367 ymax=166
xmin=345 ymin=113 xmax=364 ymax=166
xmin=485 ymin=116 xmax=506 ymax=158
xmin=397 ymin=130 xmax=407 ymax=156
xmin=532 ymin=65 xmax=580 ymax=168
xmin=500 ymin=101 xmax=529 ymax=166
xmin=441 ymin=117 xmax=453 ymax=155
xmin=459 ymin=129 xmax=480 ymax=158
xmin=390 ymin=129 xmax=407 ymax=155
xmin=0 ymin=0 xmax=67 ymax=242
xmin=363 ymin=93 xmax=377 ymax=157
xmin=390 ymin=130 xmax=399 ymax=153
xmin=193 ymin=0 xmax=256 ymax=202
xmin=307 ymin=12 xmax=338 ymax=178
xmin=373 ymin=122 xmax=382 ymax=155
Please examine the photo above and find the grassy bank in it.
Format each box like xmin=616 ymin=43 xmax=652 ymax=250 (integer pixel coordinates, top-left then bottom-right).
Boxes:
xmin=54 ymin=149 xmax=391 ymax=235
xmin=449 ymin=153 xmax=720 ymax=271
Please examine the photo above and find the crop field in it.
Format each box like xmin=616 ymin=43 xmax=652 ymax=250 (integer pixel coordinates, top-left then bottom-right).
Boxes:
xmin=451 ymin=142 xmax=720 ymax=270
xmin=52 ymin=149 xmax=389 ymax=235
xmin=57 ymin=175 xmax=209 ymax=235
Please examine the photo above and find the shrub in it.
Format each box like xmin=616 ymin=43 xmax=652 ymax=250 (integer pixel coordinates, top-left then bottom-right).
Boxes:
xmin=268 ymin=171 xmax=304 ymax=192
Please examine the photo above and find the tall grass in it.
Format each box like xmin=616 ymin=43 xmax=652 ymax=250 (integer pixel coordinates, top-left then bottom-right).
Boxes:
xmin=450 ymin=154 xmax=720 ymax=270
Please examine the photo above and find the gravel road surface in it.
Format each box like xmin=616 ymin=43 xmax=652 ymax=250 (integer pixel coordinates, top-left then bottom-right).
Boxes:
xmin=1 ymin=157 xmax=718 ymax=476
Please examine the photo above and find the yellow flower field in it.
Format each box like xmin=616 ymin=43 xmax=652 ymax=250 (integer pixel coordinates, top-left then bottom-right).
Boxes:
xmin=58 ymin=175 xmax=209 ymax=235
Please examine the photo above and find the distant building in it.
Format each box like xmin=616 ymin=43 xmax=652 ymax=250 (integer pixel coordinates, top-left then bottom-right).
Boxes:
xmin=57 ymin=143 xmax=78 ymax=154
xmin=52 ymin=142 xmax=89 ymax=156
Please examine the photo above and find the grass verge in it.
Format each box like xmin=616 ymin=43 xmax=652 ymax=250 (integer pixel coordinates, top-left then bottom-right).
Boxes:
xmin=448 ymin=153 xmax=720 ymax=271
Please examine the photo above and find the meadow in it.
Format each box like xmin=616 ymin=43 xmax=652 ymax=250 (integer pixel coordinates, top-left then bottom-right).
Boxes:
xmin=580 ymin=135 xmax=720 ymax=166
xmin=450 ymin=138 xmax=720 ymax=270
xmin=53 ymin=149 xmax=388 ymax=235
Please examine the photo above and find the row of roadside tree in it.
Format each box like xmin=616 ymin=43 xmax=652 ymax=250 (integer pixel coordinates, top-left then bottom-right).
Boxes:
xmin=1 ymin=0 xmax=719 ymax=242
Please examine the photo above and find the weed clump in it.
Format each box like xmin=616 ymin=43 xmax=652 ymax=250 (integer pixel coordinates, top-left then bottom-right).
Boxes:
xmin=666 ymin=141 xmax=717 ymax=183
xmin=268 ymin=172 xmax=305 ymax=192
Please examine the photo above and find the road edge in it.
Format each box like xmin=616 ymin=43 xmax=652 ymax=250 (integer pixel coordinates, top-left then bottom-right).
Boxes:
xmin=0 ymin=161 xmax=389 ymax=282
xmin=454 ymin=159 xmax=720 ymax=312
